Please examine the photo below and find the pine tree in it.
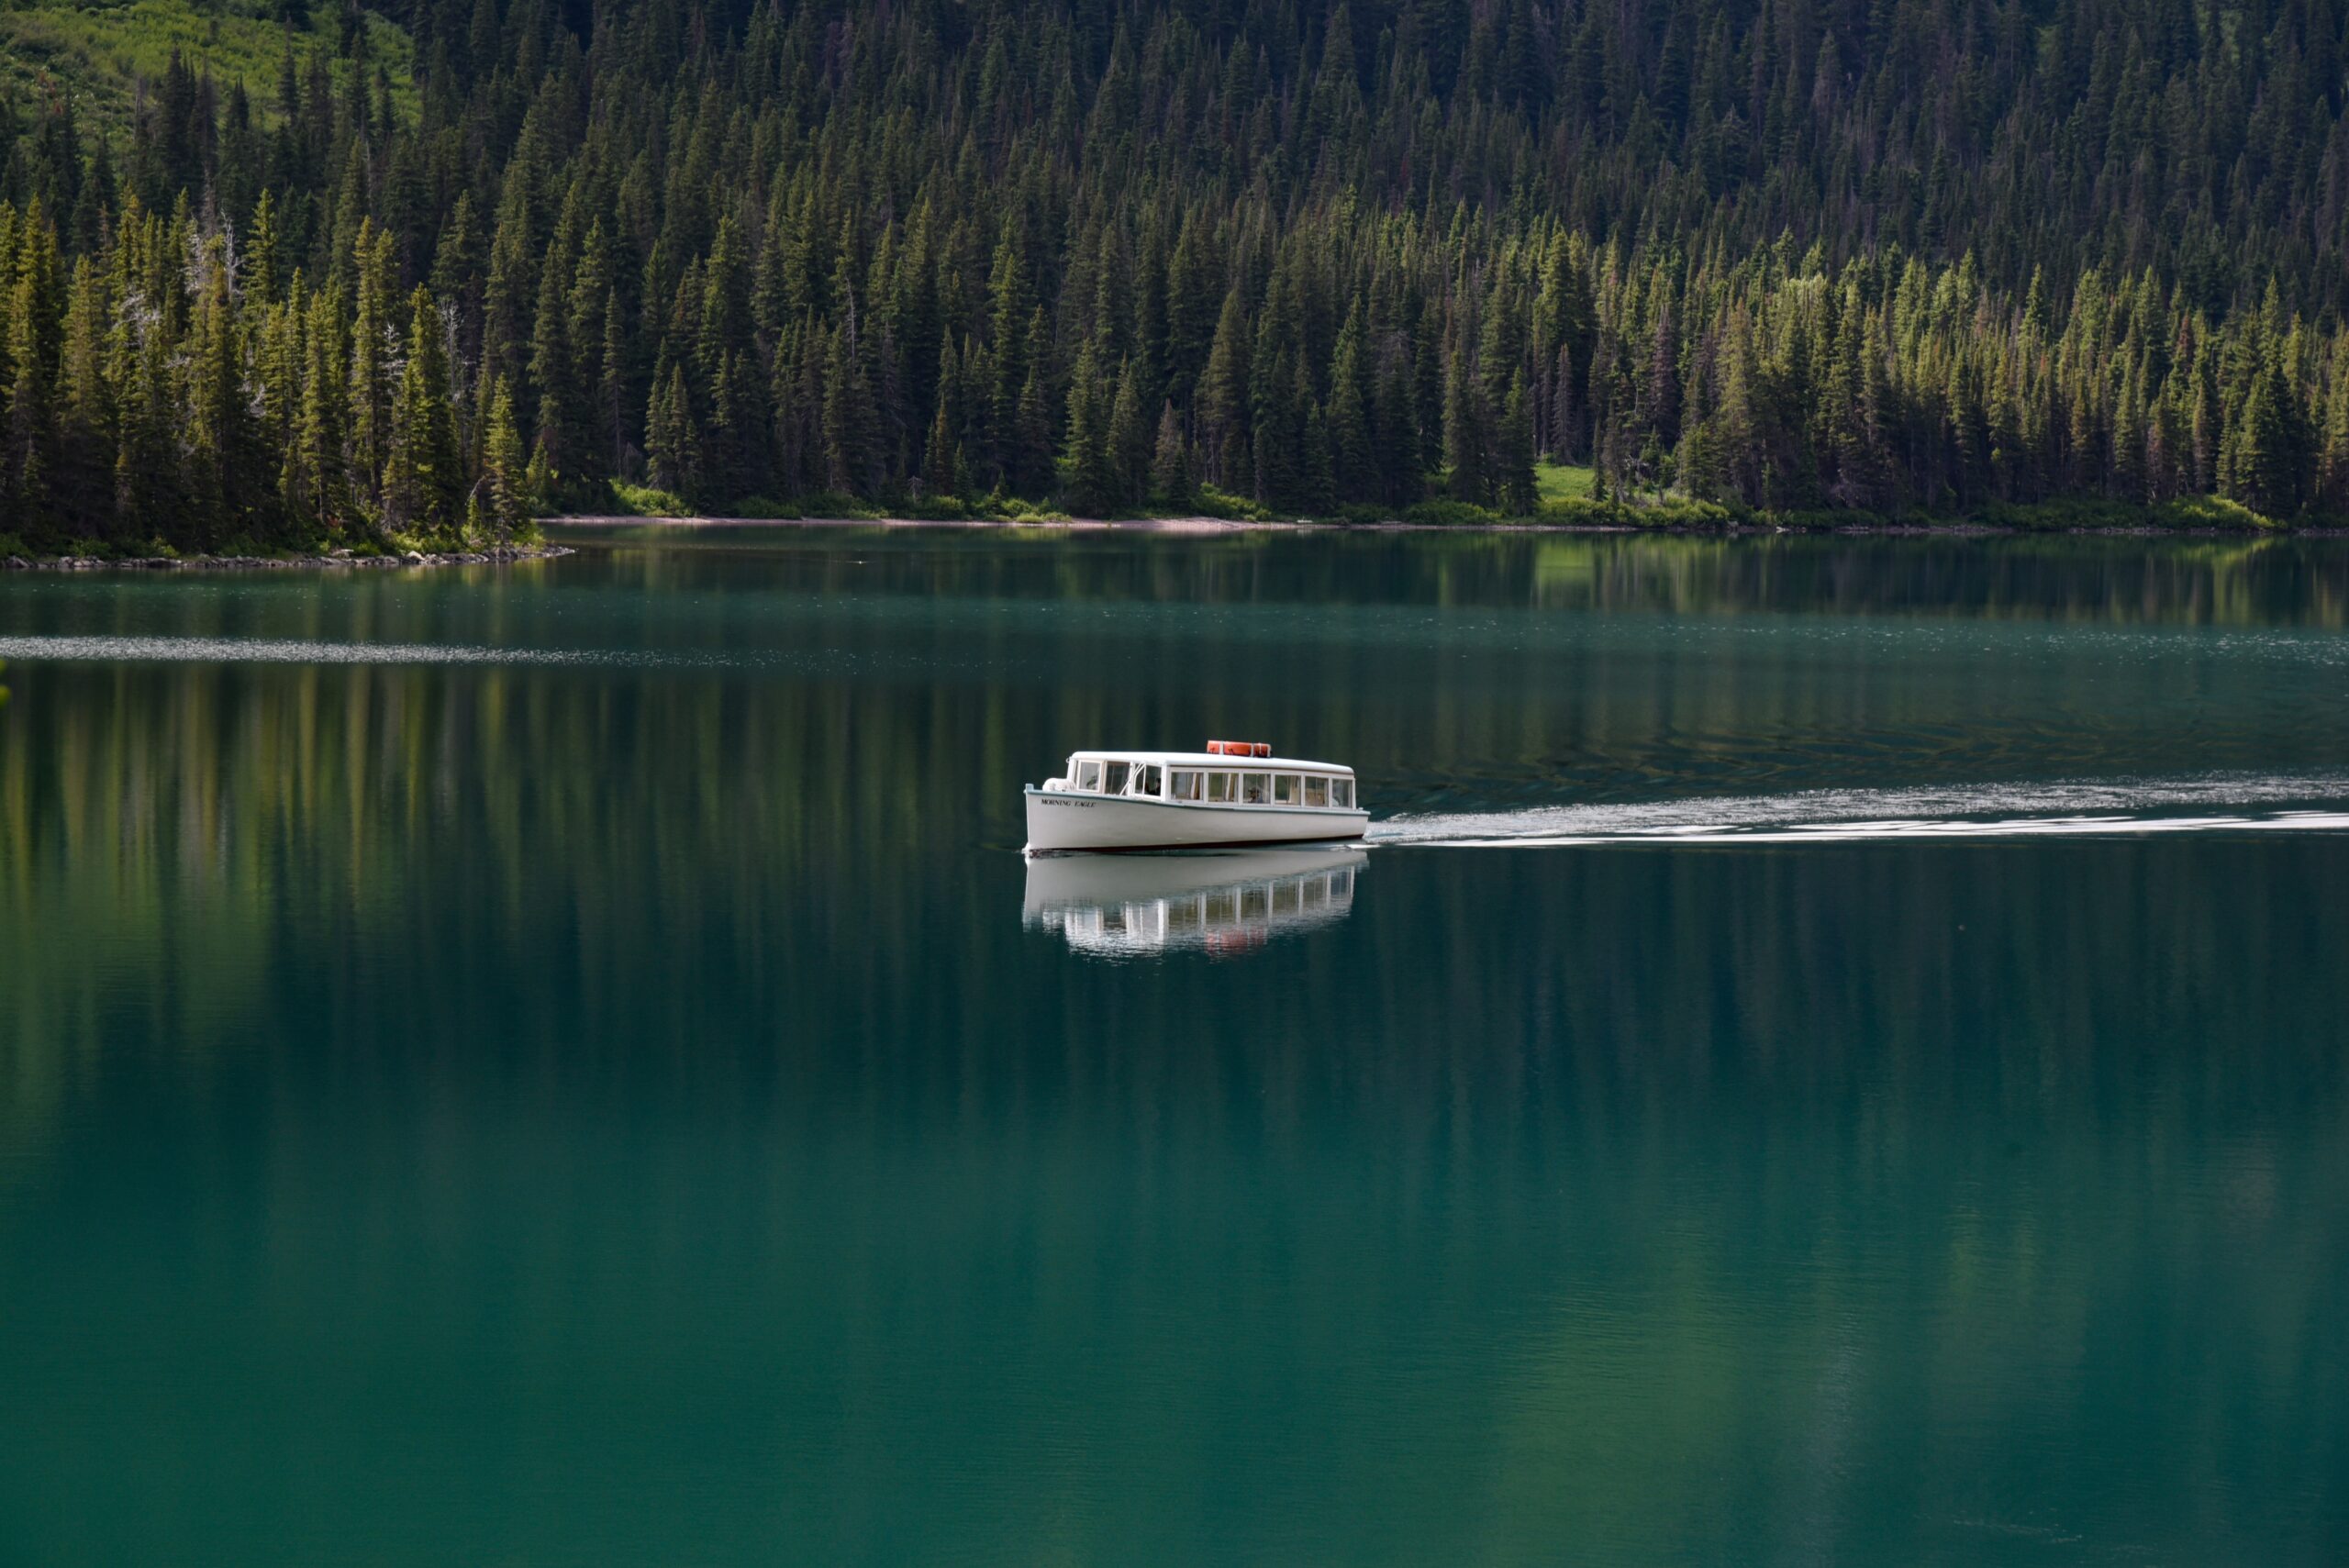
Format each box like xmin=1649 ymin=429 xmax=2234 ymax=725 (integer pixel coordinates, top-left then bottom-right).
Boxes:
xmin=1151 ymin=401 xmax=1192 ymax=506
xmin=246 ymin=190 xmax=283 ymax=307
xmin=985 ymin=219 xmax=1032 ymax=487
xmin=1328 ymin=306 xmax=1376 ymax=505
xmin=1443 ymin=322 xmax=1491 ymax=505
xmin=2229 ymin=361 xmax=2303 ymax=519
xmin=180 ymin=234 xmax=250 ymax=545
xmin=2319 ymin=352 xmax=2349 ymax=517
xmin=1197 ymin=286 xmax=1252 ymax=490
xmin=822 ymin=316 xmax=879 ymax=498
xmin=2 ymin=206 xmax=63 ymax=521
xmin=292 ymin=285 xmax=351 ymax=528
xmin=1063 ymin=339 xmax=1116 ymax=514
xmin=1011 ymin=365 xmax=1055 ymax=499
xmin=1108 ymin=356 xmax=1150 ymax=507
xmin=529 ymin=239 xmax=579 ymax=477
xmin=1546 ymin=340 xmax=1579 ymax=460
xmin=597 ymin=287 xmax=629 ymax=477
xmin=384 ymin=287 xmax=463 ymax=539
xmin=1249 ymin=265 xmax=1308 ymax=510
xmin=1374 ymin=339 xmax=1423 ymax=507
xmin=1497 ymin=370 xmax=1537 ymax=515
xmin=646 ymin=361 xmax=698 ymax=501
xmin=55 ymin=255 xmax=112 ymax=534
xmin=348 ymin=221 xmax=397 ymax=513
xmin=481 ymin=375 xmax=528 ymax=539
xmin=925 ymin=330 xmax=964 ymax=500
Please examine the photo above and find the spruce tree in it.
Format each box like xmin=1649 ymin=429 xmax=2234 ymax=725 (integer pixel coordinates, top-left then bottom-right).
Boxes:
xmin=1197 ymin=286 xmax=1252 ymax=490
xmin=348 ymin=221 xmax=397 ymax=514
xmin=2229 ymin=361 xmax=2302 ymax=519
xmin=1063 ymin=339 xmax=1115 ymax=515
xmin=1442 ymin=325 xmax=1491 ymax=505
xmin=2 ymin=209 xmax=62 ymax=522
xmin=2319 ymin=354 xmax=2349 ymax=517
xmin=822 ymin=317 xmax=880 ymax=498
xmin=1150 ymin=401 xmax=1192 ymax=506
xmin=180 ymin=236 xmax=250 ymax=545
xmin=55 ymin=256 xmax=113 ymax=535
xmin=1497 ymin=370 xmax=1537 ymax=515
xmin=384 ymin=288 xmax=463 ymax=539
xmin=530 ymin=241 xmax=578 ymax=477
xmin=481 ymin=375 xmax=528 ymax=539
xmin=1108 ymin=356 xmax=1150 ymax=507
xmin=646 ymin=362 xmax=697 ymax=502
xmin=1328 ymin=309 xmax=1376 ymax=504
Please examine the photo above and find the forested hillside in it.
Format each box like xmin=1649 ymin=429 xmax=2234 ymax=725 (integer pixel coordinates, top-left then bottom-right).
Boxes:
xmin=3 ymin=0 xmax=2349 ymax=547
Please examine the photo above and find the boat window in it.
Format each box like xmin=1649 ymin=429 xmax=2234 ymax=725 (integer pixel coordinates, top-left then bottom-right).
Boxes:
xmin=1241 ymin=773 xmax=1268 ymax=804
xmin=1076 ymin=760 xmax=1102 ymax=792
xmin=1207 ymin=772 xmax=1235 ymax=803
xmin=1331 ymin=777 xmax=1353 ymax=808
xmin=1141 ymin=765 xmax=1163 ymax=797
xmin=1274 ymin=774 xmax=1300 ymax=805
xmin=1303 ymin=775 xmax=1329 ymax=806
xmin=1170 ymin=770 xmax=1200 ymax=801
xmin=1104 ymin=761 xmax=1130 ymax=795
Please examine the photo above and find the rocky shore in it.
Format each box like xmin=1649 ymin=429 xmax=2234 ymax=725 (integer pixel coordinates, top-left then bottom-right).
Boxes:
xmin=4 ymin=545 xmax=573 ymax=572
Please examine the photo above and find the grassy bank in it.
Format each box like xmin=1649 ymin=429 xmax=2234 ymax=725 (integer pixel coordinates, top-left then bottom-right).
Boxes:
xmin=576 ymin=474 xmax=2325 ymax=533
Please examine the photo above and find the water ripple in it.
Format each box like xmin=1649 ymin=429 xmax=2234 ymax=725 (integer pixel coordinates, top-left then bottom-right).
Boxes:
xmin=0 ymin=634 xmax=740 ymax=669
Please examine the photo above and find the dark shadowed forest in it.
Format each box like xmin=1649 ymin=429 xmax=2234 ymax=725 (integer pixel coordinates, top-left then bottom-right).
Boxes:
xmin=3 ymin=0 xmax=2348 ymax=549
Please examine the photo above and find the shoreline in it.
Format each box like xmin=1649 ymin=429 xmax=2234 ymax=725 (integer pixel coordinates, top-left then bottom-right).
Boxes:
xmin=5 ymin=544 xmax=575 ymax=573
xmin=546 ymin=513 xmax=2339 ymax=539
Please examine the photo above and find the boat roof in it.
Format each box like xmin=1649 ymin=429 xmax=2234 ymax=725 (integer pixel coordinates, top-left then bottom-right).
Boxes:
xmin=1066 ymin=749 xmax=1353 ymax=773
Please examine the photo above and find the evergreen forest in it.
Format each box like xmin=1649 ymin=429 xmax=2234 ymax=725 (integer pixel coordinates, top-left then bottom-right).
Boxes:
xmin=4 ymin=0 xmax=2349 ymax=550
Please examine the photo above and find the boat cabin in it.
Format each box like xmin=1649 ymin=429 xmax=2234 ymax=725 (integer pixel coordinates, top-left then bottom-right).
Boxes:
xmin=1048 ymin=747 xmax=1357 ymax=811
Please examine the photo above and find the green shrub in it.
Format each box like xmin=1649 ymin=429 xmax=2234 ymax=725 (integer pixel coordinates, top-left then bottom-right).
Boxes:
xmin=1190 ymin=484 xmax=1275 ymax=522
xmin=2150 ymin=495 xmax=2278 ymax=529
xmin=1533 ymin=495 xmax=1737 ymax=528
xmin=1972 ymin=495 xmax=2281 ymax=531
xmin=897 ymin=492 xmax=981 ymax=520
xmin=605 ymin=480 xmax=692 ymax=517
xmin=1402 ymin=498 xmax=1508 ymax=527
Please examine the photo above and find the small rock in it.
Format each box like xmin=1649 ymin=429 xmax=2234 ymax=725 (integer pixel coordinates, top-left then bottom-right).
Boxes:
xmin=4 ymin=556 xmax=27 ymax=569
xmin=402 ymin=550 xmax=426 ymax=564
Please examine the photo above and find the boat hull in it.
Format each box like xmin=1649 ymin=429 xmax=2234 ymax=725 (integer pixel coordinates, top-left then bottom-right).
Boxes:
xmin=1023 ymin=787 xmax=1369 ymax=852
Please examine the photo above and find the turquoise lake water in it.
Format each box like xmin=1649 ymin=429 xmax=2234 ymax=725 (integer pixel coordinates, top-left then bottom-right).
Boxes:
xmin=1 ymin=529 xmax=2345 ymax=1563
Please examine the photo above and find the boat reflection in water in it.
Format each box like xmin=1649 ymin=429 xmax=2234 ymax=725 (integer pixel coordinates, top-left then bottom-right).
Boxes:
xmin=1022 ymin=847 xmax=1365 ymax=958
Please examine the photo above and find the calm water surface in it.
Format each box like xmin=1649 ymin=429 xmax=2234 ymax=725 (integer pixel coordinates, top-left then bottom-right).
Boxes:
xmin=2 ymin=530 xmax=2345 ymax=1564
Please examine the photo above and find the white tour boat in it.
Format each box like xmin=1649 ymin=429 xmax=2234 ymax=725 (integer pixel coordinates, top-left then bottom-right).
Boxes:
xmin=1023 ymin=740 xmax=1369 ymax=853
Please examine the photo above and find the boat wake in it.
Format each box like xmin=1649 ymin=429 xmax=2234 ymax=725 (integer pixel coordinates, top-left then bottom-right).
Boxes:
xmin=1369 ymin=773 xmax=2349 ymax=847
